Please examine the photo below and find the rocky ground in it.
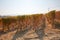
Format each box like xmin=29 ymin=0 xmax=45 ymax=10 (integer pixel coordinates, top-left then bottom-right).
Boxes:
xmin=0 ymin=28 xmax=60 ymax=40
xmin=44 ymin=29 xmax=60 ymax=40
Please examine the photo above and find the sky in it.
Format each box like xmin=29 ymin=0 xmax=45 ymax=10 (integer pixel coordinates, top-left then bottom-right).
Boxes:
xmin=0 ymin=0 xmax=60 ymax=16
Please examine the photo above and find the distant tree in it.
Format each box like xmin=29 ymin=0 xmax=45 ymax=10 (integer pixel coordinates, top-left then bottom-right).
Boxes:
xmin=16 ymin=15 xmax=26 ymax=31
xmin=49 ymin=10 xmax=55 ymax=28
xmin=46 ymin=10 xmax=55 ymax=28
xmin=54 ymin=21 xmax=60 ymax=29
xmin=2 ymin=17 xmax=11 ymax=32
xmin=32 ymin=14 xmax=43 ymax=30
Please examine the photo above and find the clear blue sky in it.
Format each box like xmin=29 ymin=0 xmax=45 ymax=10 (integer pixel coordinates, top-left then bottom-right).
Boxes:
xmin=0 ymin=0 xmax=60 ymax=15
